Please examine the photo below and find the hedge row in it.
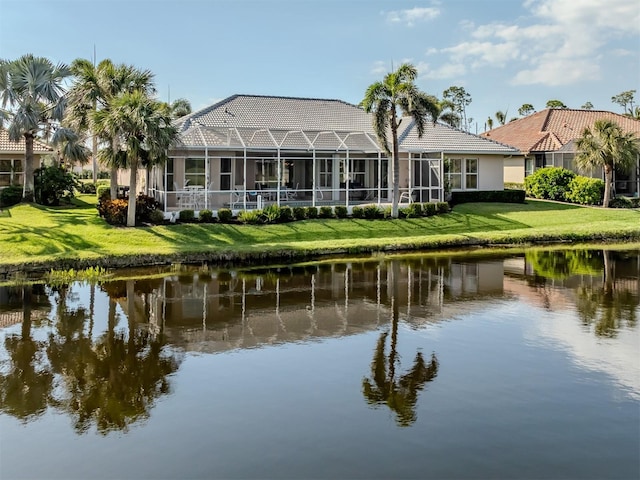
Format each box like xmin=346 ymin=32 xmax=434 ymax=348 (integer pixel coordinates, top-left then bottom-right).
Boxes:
xmin=450 ymin=189 xmax=525 ymax=205
xmin=524 ymin=167 xmax=605 ymax=205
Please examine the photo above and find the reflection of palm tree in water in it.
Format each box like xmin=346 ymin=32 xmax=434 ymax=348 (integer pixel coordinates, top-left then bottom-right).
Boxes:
xmin=362 ymin=262 xmax=439 ymax=427
xmin=0 ymin=286 xmax=53 ymax=420
xmin=576 ymin=250 xmax=638 ymax=337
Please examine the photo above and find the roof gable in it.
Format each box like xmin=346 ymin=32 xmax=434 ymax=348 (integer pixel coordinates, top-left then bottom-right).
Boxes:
xmin=481 ymin=108 xmax=640 ymax=153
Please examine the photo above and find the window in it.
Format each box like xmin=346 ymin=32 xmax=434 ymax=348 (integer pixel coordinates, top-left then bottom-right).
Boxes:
xmin=318 ymin=158 xmax=332 ymax=188
xmin=220 ymin=158 xmax=232 ymax=191
xmin=465 ymin=158 xmax=478 ymax=189
xmin=445 ymin=159 xmax=462 ymax=190
xmin=0 ymin=159 xmax=22 ymax=187
xmin=185 ymin=158 xmax=205 ymax=187
xmin=167 ymin=158 xmax=175 ymax=191
xmin=445 ymin=158 xmax=478 ymax=190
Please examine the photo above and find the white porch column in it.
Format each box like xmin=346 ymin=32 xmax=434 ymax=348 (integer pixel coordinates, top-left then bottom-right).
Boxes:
xmin=277 ymin=148 xmax=281 ymax=207
xmin=312 ymin=149 xmax=317 ymax=207
xmin=204 ymin=147 xmax=209 ymax=210
xmin=345 ymin=150 xmax=350 ymax=209
xmin=377 ymin=151 xmax=381 ymax=205
xmin=243 ymin=148 xmax=247 ymax=210
xmin=163 ymin=161 xmax=168 ymax=213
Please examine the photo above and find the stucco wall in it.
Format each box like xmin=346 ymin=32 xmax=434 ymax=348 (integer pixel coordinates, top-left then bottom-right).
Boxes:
xmin=504 ymin=156 xmax=525 ymax=184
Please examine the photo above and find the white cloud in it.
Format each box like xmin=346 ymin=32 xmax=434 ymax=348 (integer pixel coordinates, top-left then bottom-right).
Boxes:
xmin=370 ymin=61 xmax=388 ymax=75
xmin=385 ymin=7 xmax=441 ymax=27
xmin=428 ymin=0 xmax=638 ymax=87
xmin=418 ymin=61 xmax=467 ymax=80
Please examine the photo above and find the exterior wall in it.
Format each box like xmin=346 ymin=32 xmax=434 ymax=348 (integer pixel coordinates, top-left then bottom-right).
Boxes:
xmin=446 ymin=154 xmax=506 ymax=192
xmin=504 ymin=156 xmax=525 ymax=184
xmin=0 ymin=152 xmax=47 ymax=189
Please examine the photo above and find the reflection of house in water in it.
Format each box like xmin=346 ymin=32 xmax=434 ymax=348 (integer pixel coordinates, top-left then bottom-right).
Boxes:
xmin=0 ymin=285 xmax=51 ymax=329
xmin=116 ymin=259 xmax=508 ymax=354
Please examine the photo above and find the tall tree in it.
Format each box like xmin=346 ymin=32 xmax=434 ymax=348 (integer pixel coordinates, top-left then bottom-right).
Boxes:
xmin=611 ymin=90 xmax=636 ymax=116
xmin=518 ymin=103 xmax=535 ymax=117
xmin=66 ymin=59 xmax=155 ymax=199
xmin=575 ymin=119 xmax=640 ymax=207
xmin=0 ymin=54 xmax=71 ymax=201
xmin=437 ymin=98 xmax=460 ymax=128
xmin=170 ymin=98 xmax=192 ymax=119
xmin=495 ymin=110 xmax=507 ymax=126
xmin=93 ymin=89 xmax=178 ymax=226
xmin=442 ymin=86 xmax=472 ymax=131
xmin=546 ymin=99 xmax=567 ymax=109
xmin=581 ymin=101 xmax=594 ymax=110
xmin=361 ymin=63 xmax=439 ymax=218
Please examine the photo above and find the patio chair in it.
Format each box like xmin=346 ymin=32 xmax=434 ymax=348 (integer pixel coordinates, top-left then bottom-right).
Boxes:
xmin=399 ymin=189 xmax=414 ymax=204
xmin=286 ymin=182 xmax=299 ymax=200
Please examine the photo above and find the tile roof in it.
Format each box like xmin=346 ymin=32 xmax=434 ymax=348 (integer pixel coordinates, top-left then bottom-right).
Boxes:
xmin=399 ymin=119 xmax=520 ymax=154
xmin=481 ymin=108 xmax=640 ymax=154
xmin=0 ymin=129 xmax=52 ymax=153
xmin=175 ymin=94 xmax=521 ymax=155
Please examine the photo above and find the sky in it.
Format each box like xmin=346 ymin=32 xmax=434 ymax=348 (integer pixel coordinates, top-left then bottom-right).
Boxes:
xmin=1 ymin=0 xmax=639 ymax=133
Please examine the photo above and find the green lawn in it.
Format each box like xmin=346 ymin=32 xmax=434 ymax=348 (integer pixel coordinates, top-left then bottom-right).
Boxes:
xmin=1 ymin=195 xmax=639 ymax=270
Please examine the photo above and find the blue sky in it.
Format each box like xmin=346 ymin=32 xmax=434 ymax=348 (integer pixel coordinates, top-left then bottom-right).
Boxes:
xmin=1 ymin=0 xmax=638 ymax=132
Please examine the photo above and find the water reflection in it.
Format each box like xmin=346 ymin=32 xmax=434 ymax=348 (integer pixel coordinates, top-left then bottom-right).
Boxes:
xmin=0 ymin=248 xmax=638 ymax=434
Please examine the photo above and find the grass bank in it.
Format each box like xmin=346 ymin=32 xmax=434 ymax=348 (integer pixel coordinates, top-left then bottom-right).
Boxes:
xmin=0 ymin=195 xmax=638 ymax=275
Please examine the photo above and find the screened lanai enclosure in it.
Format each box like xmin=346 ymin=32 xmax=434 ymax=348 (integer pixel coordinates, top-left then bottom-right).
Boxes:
xmin=148 ymin=124 xmax=444 ymax=214
xmin=141 ymin=94 xmax=518 ymax=215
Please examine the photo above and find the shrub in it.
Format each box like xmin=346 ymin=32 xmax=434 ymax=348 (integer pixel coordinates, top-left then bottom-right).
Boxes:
xmin=293 ymin=206 xmax=307 ymax=220
xmin=77 ymin=182 xmax=97 ymax=194
xmin=566 ymin=176 xmax=604 ymax=205
xmin=351 ymin=206 xmax=364 ymax=218
xmin=334 ymin=205 xmax=348 ymax=218
xmin=504 ymin=182 xmax=525 ymax=190
xmin=364 ymin=204 xmax=382 ymax=219
xmin=263 ymin=204 xmax=281 ymax=223
xmin=97 ymin=185 xmax=110 ymax=201
xmin=383 ymin=206 xmax=392 ymax=218
xmin=436 ymin=202 xmax=450 ymax=214
xmin=306 ymin=206 xmax=318 ymax=219
xmin=319 ymin=206 xmax=334 ymax=218
xmin=449 ymin=189 xmax=526 ymax=205
xmin=148 ymin=209 xmax=166 ymax=224
xmin=609 ymin=196 xmax=640 ymax=209
xmin=199 ymin=209 xmax=214 ymax=222
xmin=238 ymin=209 xmax=264 ymax=224
xmin=217 ymin=208 xmax=233 ymax=223
xmin=524 ymin=167 xmax=576 ymax=201
xmin=135 ymin=194 xmax=160 ymax=223
xmin=397 ymin=207 xmax=409 ymax=218
xmin=179 ymin=209 xmax=195 ymax=222
xmin=279 ymin=205 xmax=294 ymax=222
xmin=422 ymin=202 xmax=437 ymax=216
xmin=34 ymin=165 xmax=79 ymax=206
xmin=97 ymin=198 xmax=128 ymax=225
xmin=405 ymin=203 xmax=422 ymax=217
xmin=0 ymin=185 xmax=22 ymax=207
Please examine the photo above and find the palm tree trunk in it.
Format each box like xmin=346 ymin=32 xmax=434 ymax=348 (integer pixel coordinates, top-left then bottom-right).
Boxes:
xmin=391 ymin=112 xmax=400 ymax=218
xmin=23 ymin=133 xmax=35 ymax=202
xmin=92 ymin=133 xmax=98 ymax=184
xmin=603 ymin=165 xmax=613 ymax=208
xmin=110 ymin=137 xmax=118 ymax=200
xmin=126 ymin=157 xmax=138 ymax=227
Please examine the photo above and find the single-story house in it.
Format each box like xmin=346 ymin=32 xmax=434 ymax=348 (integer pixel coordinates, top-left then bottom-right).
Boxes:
xmin=481 ymin=108 xmax=640 ymax=196
xmin=143 ymin=95 xmax=521 ymax=214
xmin=0 ymin=129 xmax=52 ymax=189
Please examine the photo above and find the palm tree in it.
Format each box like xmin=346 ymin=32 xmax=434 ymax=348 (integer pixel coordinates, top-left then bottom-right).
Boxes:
xmin=66 ymin=59 xmax=155 ymax=199
xmin=575 ymin=119 xmax=640 ymax=207
xmin=93 ymin=89 xmax=178 ymax=226
xmin=50 ymin=127 xmax=91 ymax=168
xmin=361 ymin=63 xmax=439 ymax=218
xmin=0 ymin=54 xmax=71 ymax=201
xmin=495 ymin=110 xmax=507 ymax=126
xmin=170 ymin=98 xmax=192 ymax=119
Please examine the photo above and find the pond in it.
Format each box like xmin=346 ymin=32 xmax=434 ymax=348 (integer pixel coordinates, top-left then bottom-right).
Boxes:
xmin=0 ymin=248 xmax=638 ymax=479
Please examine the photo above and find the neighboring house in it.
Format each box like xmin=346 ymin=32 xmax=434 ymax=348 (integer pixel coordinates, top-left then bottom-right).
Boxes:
xmin=0 ymin=129 xmax=52 ymax=189
xmin=146 ymin=94 xmax=520 ymax=213
xmin=482 ymin=108 xmax=640 ymax=196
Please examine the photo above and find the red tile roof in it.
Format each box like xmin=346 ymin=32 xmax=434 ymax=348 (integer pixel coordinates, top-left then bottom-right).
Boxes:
xmin=0 ymin=129 xmax=52 ymax=153
xmin=481 ymin=109 xmax=640 ymax=154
